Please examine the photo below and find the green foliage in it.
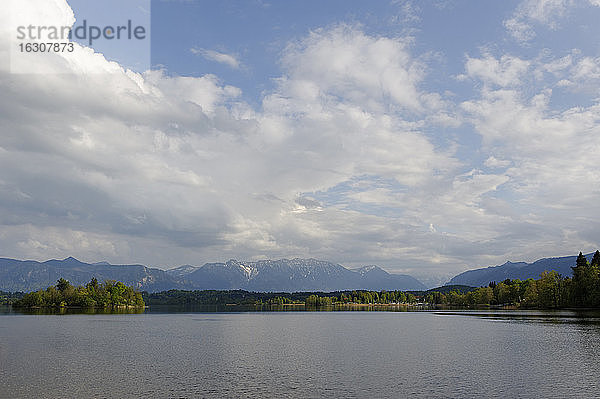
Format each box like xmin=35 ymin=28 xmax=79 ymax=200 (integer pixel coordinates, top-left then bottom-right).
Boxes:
xmin=591 ymin=250 xmax=600 ymax=267
xmin=305 ymin=295 xmax=333 ymax=306
xmin=144 ymin=289 xmax=302 ymax=306
xmin=576 ymin=252 xmax=589 ymax=268
xmin=571 ymin=251 xmax=600 ymax=307
xmin=56 ymin=278 xmax=71 ymax=293
xmin=428 ymin=250 xmax=600 ymax=309
xmin=0 ymin=290 xmax=24 ymax=305
xmin=537 ymin=271 xmax=562 ymax=308
xmin=14 ymin=278 xmax=144 ymax=309
xmin=145 ymin=289 xmax=419 ymax=308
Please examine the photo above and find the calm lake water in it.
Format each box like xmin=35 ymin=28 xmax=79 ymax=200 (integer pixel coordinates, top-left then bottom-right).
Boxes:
xmin=1 ymin=309 xmax=600 ymax=398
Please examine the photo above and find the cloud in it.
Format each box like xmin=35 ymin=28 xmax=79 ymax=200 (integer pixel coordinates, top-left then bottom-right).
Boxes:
xmin=278 ymin=24 xmax=433 ymax=113
xmin=484 ymin=156 xmax=511 ymax=169
xmin=461 ymin=50 xmax=600 ymax=260
xmin=191 ymin=48 xmax=242 ymax=69
xmin=569 ymin=56 xmax=600 ymax=86
xmin=504 ymin=0 xmax=573 ymax=42
xmin=1 ymin=2 xmax=465 ymax=274
xmin=1 ymin=0 xmax=599 ymax=280
xmin=502 ymin=0 xmax=600 ymax=43
xmin=461 ymin=54 xmax=530 ymax=88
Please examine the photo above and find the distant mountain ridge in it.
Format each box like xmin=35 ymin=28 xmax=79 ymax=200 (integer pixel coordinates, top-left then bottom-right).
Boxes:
xmin=0 ymin=257 xmax=425 ymax=293
xmin=167 ymin=258 xmax=425 ymax=292
xmin=0 ymin=257 xmax=178 ymax=293
xmin=446 ymin=253 xmax=594 ymax=287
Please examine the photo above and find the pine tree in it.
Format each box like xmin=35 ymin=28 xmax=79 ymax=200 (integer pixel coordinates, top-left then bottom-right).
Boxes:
xmin=576 ymin=252 xmax=588 ymax=268
xmin=571 ymin=251 xmax=598 ymax=307
xmin=56 ymin=278 xmax=71 ymax=292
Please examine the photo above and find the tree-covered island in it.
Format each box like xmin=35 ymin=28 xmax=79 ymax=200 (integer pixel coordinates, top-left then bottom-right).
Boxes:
xmin=13 ymin=278 xmax=145 ymax=309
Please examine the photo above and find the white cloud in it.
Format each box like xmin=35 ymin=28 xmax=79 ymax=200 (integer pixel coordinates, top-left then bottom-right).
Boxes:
xmin=570 ymin=56 xmax=600 ymax=84
xmin=145 ymin=70 xmax=242 ymax=114
xmin=535 ymin=53 xmax=600 ymax=93
xmin=504 ymin=0 xmax=573 ymax=42
xmin=463 ymin=54 xmax=530 ymax=87
xmin=461 ymin=49 xmax=600 ymax=260
xmin=0 ymin=3 xmax=467 ymax=274
xmin=191 ymin=48 xmax=242 ymax=69
xmin=484 ymin=156 xmax=511 ymax=169
xmin=1 ymin=0 xmax=599 ymax=280
xmin=278 ymin=25 xmax=432 ymax=113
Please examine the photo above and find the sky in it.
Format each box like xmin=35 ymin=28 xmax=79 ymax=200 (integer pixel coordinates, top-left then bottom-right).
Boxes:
xmin=1 ymin=0 xmax=600 ymax=286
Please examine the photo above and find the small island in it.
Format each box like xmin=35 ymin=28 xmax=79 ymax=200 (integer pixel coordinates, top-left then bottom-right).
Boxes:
xmin=13 ymin=278 xmax=145 ymax=309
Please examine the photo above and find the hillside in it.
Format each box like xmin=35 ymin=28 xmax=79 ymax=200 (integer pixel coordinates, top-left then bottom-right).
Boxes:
xmin=446 ymin=253 xmax=594 ymax=287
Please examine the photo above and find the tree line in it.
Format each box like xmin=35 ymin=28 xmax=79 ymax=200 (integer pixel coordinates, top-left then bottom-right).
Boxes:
xmin=427 ymin=251 xmax=600 ymax=308
xmin=13 ymin=278 xmax=145 ymax=308
xmin=305 ymin=290 xmax=419 ymax=306
xmin=143 ymin=289 xmax=421 ymax=307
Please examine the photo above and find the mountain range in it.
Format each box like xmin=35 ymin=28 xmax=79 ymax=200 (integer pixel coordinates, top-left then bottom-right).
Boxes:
xmin=0 ymin=257 xmax=426 ymax=293
xmin=3 ymin=251 xmax=592 ymax=293
xmin=446 ymin=253 xmax=594 ymax=287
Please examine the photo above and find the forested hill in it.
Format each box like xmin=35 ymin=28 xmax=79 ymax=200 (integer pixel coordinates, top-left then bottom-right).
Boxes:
xmin=447 ymin=253 xmax=595 ymax=287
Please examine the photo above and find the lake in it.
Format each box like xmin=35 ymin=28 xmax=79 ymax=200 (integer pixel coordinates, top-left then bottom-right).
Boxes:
xmin=1 ymin=309 xmax=599 ymax=398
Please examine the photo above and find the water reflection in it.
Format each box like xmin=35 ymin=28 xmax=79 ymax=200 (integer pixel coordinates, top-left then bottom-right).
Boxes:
xmin=0 ymin=305 xmax=145 ymax=315
xmin=435 ymin=310 xmax=600 ymax=328
xmin=146 ymin=303 xmax=427 ymax=313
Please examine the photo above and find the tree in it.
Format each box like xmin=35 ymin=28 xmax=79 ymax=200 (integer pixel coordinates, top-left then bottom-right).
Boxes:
xmin=494 ymin=282 xmax=511 ymax=304
xmin=522 ymin=279 xmax=538 ymax=307
xmin=576 ymin=252 xmax=589 ymax=268
xmin=305 ymin=295 xmax=318 ymax=306
xmin=571 ymin=251 xmax=598 ymax=307
xmin=537 ymin=271 xmax=561 ymax=308
xmin=397 ymin=291 xmax=407 ymax=303
xmin=56 ymin=278 xmax=71 ymax=292
xmin=87 ymin=277 xmax=99 ymax=292
xmin=591 ymin=250 xmax=600 ymax=267
xmin=589 ymin=251 xmax=600 ymax=306
xmin=477 ymin=287 xmax=494 ymax=305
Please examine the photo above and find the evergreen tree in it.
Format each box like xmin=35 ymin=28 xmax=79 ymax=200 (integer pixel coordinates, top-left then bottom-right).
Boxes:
xmin=571 ymin=252 xmax=598 ymax=307
xmin=576 ymin=252 xmax=588 ymax=268
xmin=56 ymin=278 xmax=71 ymax=292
